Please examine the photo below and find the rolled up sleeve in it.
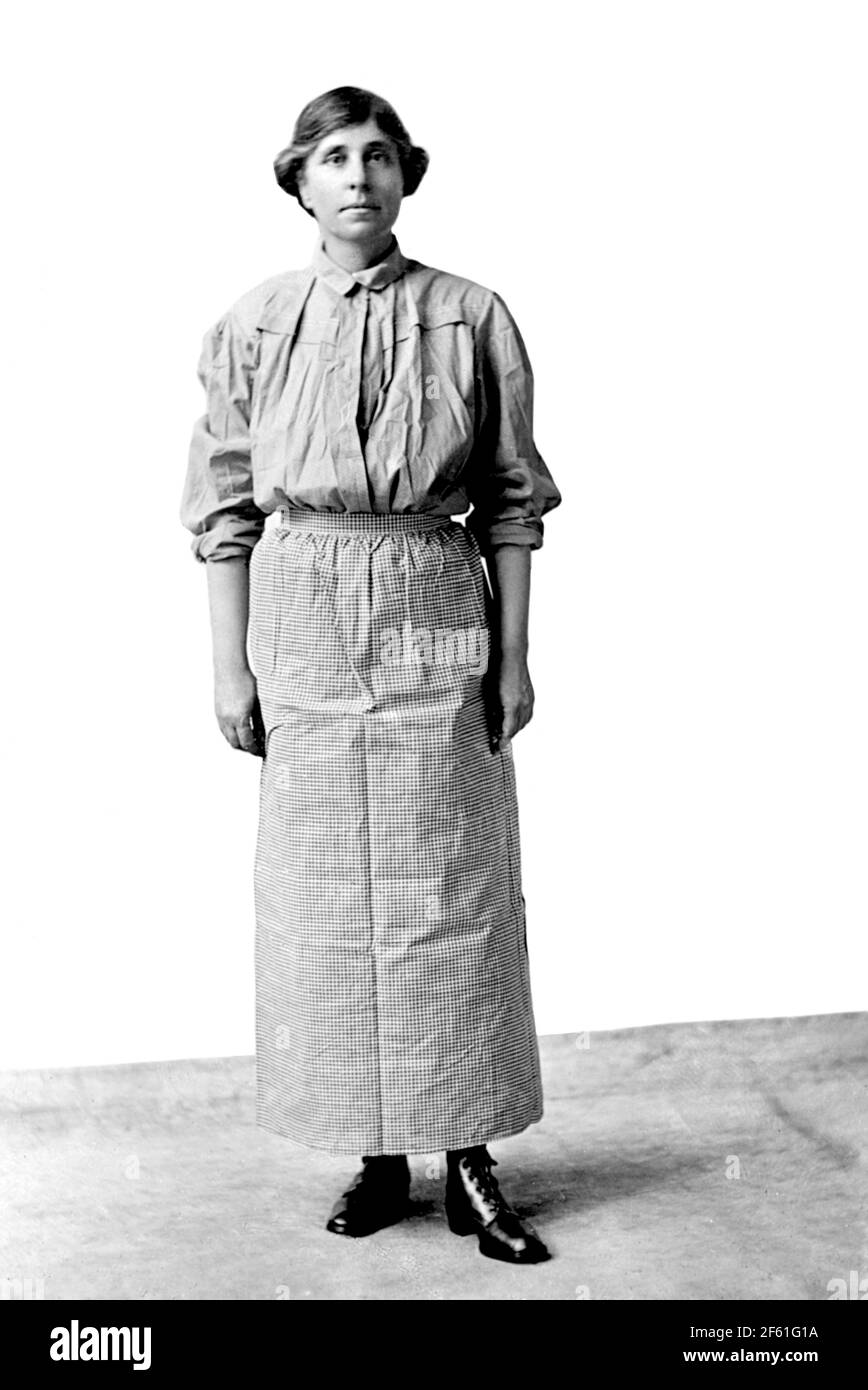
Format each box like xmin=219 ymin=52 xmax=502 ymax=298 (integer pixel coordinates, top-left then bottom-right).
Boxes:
xmin=179 ymin=310 xmax=265 ymax=564
xmin=465 ymin=292 xmax=561 ymax=559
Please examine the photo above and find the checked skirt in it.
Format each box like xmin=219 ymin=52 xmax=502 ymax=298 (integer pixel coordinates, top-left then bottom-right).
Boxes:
xmin=247 ymin=506 xmax=543 ymax=1156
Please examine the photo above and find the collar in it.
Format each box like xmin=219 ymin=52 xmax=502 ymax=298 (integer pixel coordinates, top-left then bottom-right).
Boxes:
xmin=310 ymin=234 xmax=408 ymax=295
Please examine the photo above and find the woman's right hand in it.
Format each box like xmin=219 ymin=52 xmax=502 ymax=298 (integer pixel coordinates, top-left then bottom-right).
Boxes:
xmin=214 ymin=664 xmax=265 ymax=756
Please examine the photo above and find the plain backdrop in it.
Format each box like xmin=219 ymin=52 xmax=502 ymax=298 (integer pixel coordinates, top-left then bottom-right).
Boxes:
xmin=1 ymin=0 xmax=866 ymax=1069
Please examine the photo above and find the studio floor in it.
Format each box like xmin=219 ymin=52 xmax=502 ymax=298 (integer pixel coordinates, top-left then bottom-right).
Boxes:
xmin=2 ymin=1013 xmax=866 ymax=1301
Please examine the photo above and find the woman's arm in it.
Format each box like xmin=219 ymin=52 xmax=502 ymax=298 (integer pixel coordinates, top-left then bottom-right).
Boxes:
xmin=487 ymin=543 xmax=534 ymax=750
xmin=180 ymin=305 xmax=267 ymax=755
xmin=463 ymin=292 xmax=560 ymax=753
xmin=206 ymin=558 xmax=264 ymax=756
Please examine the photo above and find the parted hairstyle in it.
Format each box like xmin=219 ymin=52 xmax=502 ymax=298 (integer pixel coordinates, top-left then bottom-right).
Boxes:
xmin=273 ymin=86 xmax=429 ymax=216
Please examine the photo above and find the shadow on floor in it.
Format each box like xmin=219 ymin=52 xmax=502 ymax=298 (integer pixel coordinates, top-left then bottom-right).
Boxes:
xmin=2 ymin=1013 xmax=866 ymax=1299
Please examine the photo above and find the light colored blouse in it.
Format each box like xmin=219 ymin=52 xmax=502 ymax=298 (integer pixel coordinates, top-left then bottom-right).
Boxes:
xmin=179 ymin=235 xmax=561 ymax=563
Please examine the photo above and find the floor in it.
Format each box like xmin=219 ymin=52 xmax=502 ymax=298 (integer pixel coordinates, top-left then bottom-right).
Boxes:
xmin=2 ymin=1013 xmax=866 ymax=1300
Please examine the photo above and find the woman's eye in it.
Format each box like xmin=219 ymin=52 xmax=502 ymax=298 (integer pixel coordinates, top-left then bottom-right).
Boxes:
xmin=325 ymin=152 xmax=343 ymax=164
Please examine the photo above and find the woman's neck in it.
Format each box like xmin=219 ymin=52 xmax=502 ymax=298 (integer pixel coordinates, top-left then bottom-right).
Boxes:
xmin=321 ymin=231 xmax=395 ymax=273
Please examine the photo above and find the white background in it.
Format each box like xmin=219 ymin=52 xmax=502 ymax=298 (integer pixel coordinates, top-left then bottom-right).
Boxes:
xmin=2 ymin=0 xmax=866 ymax=1069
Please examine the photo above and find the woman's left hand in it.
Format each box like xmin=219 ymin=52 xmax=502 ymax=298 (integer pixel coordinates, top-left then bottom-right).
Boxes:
xmin=491 ymin=649 xmax=535 ymax=751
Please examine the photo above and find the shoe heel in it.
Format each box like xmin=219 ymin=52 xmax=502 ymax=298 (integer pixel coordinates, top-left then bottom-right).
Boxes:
xmin=444 ymin=1197 xmax=477 ymax=1237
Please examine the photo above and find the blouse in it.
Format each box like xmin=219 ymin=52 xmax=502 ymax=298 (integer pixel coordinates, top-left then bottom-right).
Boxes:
xmin=179 ymin=234 xmax=561 ymax=564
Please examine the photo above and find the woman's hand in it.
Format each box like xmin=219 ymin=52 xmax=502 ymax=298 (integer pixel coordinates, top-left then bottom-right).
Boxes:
xmin=486 ymin=545 xmax=533 ymax=752
xmin=214 ymin=664 xmax=265 ymax=756
xmin=490 ymin=649 xmax=535 ymax=751
xmin=206 ymin=558 xmax=264 ymax=755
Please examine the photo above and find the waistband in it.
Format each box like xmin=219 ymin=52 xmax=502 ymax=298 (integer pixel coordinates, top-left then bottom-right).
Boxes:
xmin=277 ymin=507 xmax=454 ymax=534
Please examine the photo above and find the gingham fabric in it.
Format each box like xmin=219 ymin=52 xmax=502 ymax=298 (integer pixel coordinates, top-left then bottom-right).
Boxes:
xmin=249 ymin=507 xmax=544 ymax=1156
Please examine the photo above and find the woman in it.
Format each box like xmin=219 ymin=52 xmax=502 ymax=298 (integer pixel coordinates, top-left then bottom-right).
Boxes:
xmin=180 ymin=86 xmax=562 ymax=1266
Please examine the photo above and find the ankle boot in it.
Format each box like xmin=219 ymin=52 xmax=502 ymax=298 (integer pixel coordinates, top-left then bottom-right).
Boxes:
xmin=326 ymin=1154 xmax=411 ymax=1237
xmin=445 ymin=1146 xmax=550 ymax=1264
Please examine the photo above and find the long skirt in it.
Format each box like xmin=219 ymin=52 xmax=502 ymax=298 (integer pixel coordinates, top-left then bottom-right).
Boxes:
xmin=247 ymin=506 xmax=543 ymax=1156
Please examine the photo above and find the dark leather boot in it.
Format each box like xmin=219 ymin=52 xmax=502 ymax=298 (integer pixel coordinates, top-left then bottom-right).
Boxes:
xmin=326 ymin=1154 xmax=411 ymax=1237
xmin=445 ymin=1146 xmax=550 ymax=1264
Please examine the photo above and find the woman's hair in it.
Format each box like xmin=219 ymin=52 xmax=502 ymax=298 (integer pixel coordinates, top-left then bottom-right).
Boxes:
xmin=273 ymin=86 xmax=429 ymax=215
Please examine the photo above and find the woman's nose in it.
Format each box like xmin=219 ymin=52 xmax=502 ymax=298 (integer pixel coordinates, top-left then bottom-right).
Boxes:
xmin=346 ymin=155 xmax=369 ymax=186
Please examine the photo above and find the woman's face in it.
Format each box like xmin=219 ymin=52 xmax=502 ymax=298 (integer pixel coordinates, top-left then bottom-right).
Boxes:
xmin=297 ymin=119 xmax=404 ymax=250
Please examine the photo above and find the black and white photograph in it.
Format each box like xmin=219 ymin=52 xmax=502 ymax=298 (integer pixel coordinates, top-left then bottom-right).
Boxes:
xmin=2 ymin=0 xmax=867 ymax=1345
